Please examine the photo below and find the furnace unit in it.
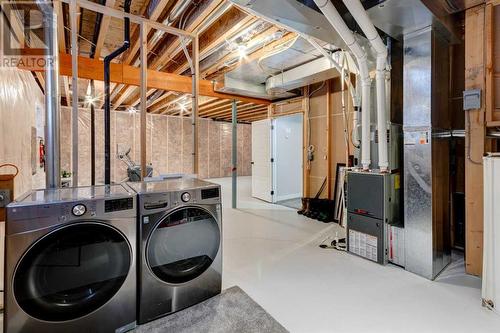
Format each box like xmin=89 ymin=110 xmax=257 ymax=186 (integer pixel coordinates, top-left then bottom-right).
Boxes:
xmin=346 ymin=171 xmax=401 ymax=265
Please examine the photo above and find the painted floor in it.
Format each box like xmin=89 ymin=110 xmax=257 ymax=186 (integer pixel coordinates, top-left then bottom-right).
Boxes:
xmin=210 ymin=176 xmax=500 ymax=333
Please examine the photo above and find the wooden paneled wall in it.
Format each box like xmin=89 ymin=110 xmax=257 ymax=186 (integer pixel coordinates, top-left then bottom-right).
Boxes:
xmin=465 ymin=4 xmax=489 ymax=276
xmin=303 ymin=78 xmax=355 ymax=199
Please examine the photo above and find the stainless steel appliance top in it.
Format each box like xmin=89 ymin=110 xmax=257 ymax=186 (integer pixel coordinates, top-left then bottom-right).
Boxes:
xmin=128 ymin=178 xmax=218 ymax=194
xmin=11 ymin=184 xmax=133 ymax=206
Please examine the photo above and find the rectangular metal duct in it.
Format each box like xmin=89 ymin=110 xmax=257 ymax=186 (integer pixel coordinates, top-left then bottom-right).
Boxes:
xmin=366 ymin=0 xmax=459 ymax=43
xmin=230 ymin=0 xmax=348 ymax=49
xmin=403 ymin=27 xmax=451 ymax=280
xmin=215 ymin=75 xmax=295 ymax=100
xmin=266 ymin=57 xmax=340 ymax=93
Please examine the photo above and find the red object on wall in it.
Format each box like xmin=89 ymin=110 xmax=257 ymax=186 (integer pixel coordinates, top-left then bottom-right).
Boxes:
xmin=39 ymin=139 xmax=45 ymax=169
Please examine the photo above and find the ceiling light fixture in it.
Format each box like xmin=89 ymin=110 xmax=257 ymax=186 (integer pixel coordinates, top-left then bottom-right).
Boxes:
xmin=178 ymin=103 xmax=187 ymax=113
xmin=237 ymin=44 xmax=247 ymax=59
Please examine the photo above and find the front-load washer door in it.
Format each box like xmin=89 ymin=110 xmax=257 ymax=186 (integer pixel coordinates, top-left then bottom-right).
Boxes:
xmin=13 ymin=222 xmax=131 ymax=322
xmin=147 ymin=207 xmax=220 ymax=284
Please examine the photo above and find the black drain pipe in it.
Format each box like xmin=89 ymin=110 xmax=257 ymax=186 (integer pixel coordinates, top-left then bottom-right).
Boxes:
xmin=104 ymin=0 xmax=131 ymax=184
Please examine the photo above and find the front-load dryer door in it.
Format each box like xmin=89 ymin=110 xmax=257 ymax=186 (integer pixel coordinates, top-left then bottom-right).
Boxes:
xmin=13 ymin=222 xmax=131 ymax=322
xmin=147 ymin=207 xmax=220 ymax=284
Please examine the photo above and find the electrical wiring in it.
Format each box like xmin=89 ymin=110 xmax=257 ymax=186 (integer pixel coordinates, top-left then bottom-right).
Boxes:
xmin=340 ymin=52 xmax=350 ymax=166
xmin=466 ymin=111 xmax=483 ymax=165
xmin=305 ymin=81 xmax=327 ymax=171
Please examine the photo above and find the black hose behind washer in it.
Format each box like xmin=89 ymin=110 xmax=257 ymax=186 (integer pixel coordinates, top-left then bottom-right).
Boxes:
xmin=103 ymin=0 xmax=131 ymax=185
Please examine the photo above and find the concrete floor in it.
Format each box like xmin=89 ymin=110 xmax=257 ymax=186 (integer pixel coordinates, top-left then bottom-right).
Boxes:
xmin=211 ymin=176 xmax=500 ymax=333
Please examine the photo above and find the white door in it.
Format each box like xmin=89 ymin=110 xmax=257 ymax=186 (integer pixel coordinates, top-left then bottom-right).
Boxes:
xmin=272 ymin=114 xmax=303 ymax=202
xmin=251 ymin=119 xmax=273 ymax=202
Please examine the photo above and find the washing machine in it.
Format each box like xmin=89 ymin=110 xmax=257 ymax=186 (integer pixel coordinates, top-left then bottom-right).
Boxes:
xmin=128 ymin=178 xmax=222 ymax=324
xmin=4 ymin=184 xmax=137 ymax=333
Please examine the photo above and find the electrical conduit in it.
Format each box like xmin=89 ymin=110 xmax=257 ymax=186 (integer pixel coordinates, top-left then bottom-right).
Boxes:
xmin=313 ymin=0 xmax=371 ymax=170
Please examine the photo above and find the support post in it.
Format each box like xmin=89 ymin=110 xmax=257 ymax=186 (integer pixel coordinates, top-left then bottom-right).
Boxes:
xmin=232 ymin=100 xmax=238 ymax=209
xmin=40 ymin=0 xmax=61 ymax=188
xmin=465 ymin=5 xmax=488 ymax=276
xmin=192 ymin=34 xmax=200 ymax=175
xmin=140 ymin=22 xmax=148 ymax=179
xmin=70 ymin=0 xmax=78 ymax=186
xmin=90 ymin=79 xmax=96 ymax=185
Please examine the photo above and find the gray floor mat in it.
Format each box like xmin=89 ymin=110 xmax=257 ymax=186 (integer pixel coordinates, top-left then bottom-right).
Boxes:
xmin=132 ymin=286 xmax=289 ymax=333
xmin=276 ymin=198 xmax=302 ymax=210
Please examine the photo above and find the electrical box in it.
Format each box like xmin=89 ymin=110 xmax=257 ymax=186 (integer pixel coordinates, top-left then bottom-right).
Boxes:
xmin=463 ymin=89 xmax=481 ymax=110
xmin=346 ymin=171 xmax=401 ymax=265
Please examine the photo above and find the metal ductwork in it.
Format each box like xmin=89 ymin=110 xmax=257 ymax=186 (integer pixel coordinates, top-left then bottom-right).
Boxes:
xmin=403 ymin=27 xmax=451 ymax=280
xmin=230 ymin=0 xmax=349 ymax=49
xmin=365 ymin=0 xmax=460 ymax=43
xmin=216 ymin=76 xmax=271 ymax=100
xmin=266 ymin=57 xmax=340 ymax=94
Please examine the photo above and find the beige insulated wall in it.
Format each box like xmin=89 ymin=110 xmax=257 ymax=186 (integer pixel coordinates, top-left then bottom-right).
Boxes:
xmin=60 ymin=107 xmax=252 ymax=185
xmin=0 ymin=68 xmax=45 ymax=196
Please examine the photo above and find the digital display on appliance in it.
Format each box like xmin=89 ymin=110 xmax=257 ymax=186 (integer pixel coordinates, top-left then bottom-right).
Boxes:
xmin=105 ymin=198 xmax=133 ymax=212
xmin=201 ymin=188 xmax=219 ymax=200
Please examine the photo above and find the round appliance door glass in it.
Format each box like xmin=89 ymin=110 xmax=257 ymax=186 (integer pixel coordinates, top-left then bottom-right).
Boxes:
xmin=13 ymin=223 xmax=131 ymax=322
xmin=147 ymin=207 xmax=220 ymax=284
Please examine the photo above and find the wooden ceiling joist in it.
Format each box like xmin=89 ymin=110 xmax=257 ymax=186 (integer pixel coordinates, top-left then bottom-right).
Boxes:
xmin=206 ymin=32 xmax=297 ymax=80
xmin=121 ymin=2 xmax=248 ymax=112
xmin=198 ymin=101 xmax=238 ymax=115
xmin=93 ymin=0 xmax=117 ymax=59
xmin=150 ymin=0 xmax=225 ymax=70
xmin=20 ymin=52 xmax=270 ymax=105
xmin=201 ymin=102 xmax=259 ymax=117
xmin=55 ymin=0 xmax=66 ymax=54
xmin=216 ymin=107 xmax=268 ymax=120
xmin=123 ymin=0 xmax=175 ymax=65
xmin=166 ymin=7 xmax=255 ymax=74
xmin=201 ymin=25 xmax=281 ymax=79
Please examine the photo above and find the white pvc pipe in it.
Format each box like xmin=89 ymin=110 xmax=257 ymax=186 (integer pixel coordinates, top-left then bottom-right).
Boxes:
xmin=313 ymin=0 xmax=371 ymax=170
xmin=342 ymin=0 xmax=389 ymax=172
